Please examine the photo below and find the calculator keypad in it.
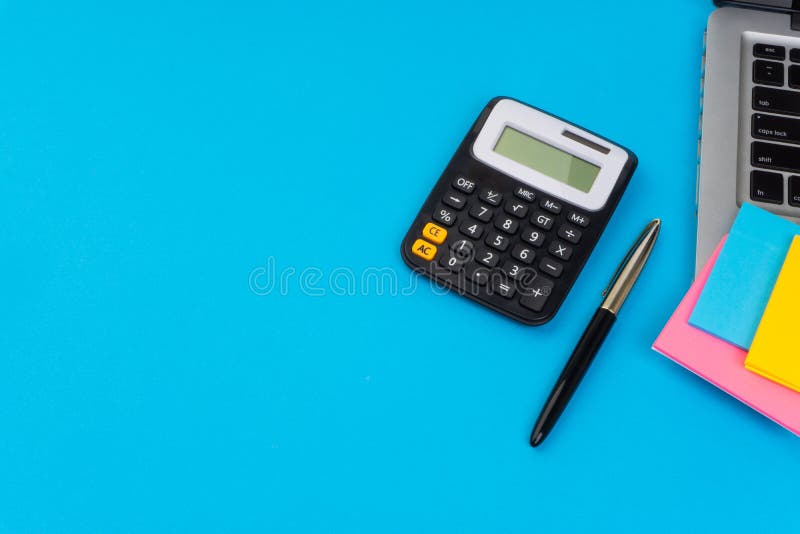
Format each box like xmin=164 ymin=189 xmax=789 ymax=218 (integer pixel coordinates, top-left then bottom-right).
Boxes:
xmin=404 ymin=169 xmax=600 ymax=324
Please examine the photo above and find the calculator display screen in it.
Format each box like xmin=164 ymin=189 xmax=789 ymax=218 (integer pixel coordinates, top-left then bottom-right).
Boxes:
xmin=493 ymin=127 xmax=600 ymax=193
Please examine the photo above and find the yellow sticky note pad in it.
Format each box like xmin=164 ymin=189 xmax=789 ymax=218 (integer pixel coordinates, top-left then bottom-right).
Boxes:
xmin=745 ymin=236 xmax=800 ymax=393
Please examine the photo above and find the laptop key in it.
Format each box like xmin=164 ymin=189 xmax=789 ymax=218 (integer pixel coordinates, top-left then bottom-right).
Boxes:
xmin=752 ymin=86 xmax=800 ymax=116
xmin=753 ymin=60 xmax=784 ymax=86
xmin=754 ymin=43 xmax=786 ymax=60
xmin=752 ymin=113 xmax=800 ymax=145
xmin=790 ymin=176 xmax=800 ymax=207
xmin=752 ymin=141 xmax=800 ymax=173
xmin=790 ymin=65 xmax=800 ymax=89
xmin=750 ymin=170 xmax=784 ymax=204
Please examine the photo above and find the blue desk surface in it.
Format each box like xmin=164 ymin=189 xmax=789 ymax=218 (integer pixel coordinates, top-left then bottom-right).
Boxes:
xmin=2 ymin=1 xmax=799 ymax=532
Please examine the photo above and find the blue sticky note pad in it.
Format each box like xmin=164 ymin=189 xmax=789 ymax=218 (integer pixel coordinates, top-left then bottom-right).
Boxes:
xmin=689 ymin=203 xmax=800 ymax=349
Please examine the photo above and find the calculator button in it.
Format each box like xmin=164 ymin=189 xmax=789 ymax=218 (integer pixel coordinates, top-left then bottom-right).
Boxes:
xmin=557 ymin=224 xmax=582 ymax=244
xmin=753 ymin=60 xmax=784 ymax=87
xmin=505 ymin=200 xmax=529 ymax=218
xmin=452 ymin=176 xmax=477 ymax=194
xmin=519 ymin=278 xmax=554 ymax=312
xmin=442 ymin=191 xmax=466 ymax=210
xmin=754 ymin=43 xmax=785 ymax=60
xmin=790 ymin=175 xmax=800 ymax=206
xmin=502 ymin=260 xmax=537 ymax=284
xmin=521 ymin=228 xmax=545 ymax=247
xmin=476 ymin=247 xmax=500 ymax=268
xmin=531 ymin=211 xmax=555 ymax=230
xmin=485 ymin=231 xmax=511 ymax=251
xmin=469 ymin=203 xmax=493 ymax=222
xmin=494 ymin=216 xmax=519 ymax=235
xmin=750 ymin=170 xmax=783 ymax=203
xmin=539 ymin=257 xmax=563 ymax=278
xmin=459 ymin=220 xmax=484 ymax=239
xmin=548 ymin=241 xmax=573 ymax=261
xmin=439 ymin=252 xmax=466 ymax=272
xmin=478 ymin=188 xmax=502 ymax=206
xmin=514 ymin=185 xmax=536 ymax=202
xmin=790 ymin=65 xmax=800 ymax=89
xmin=490 ymin=277 xmax=516 ymax=299
xmin=540 ymin=198 xmax=562 ymax=214
xmin=464 ymin=263 xmax=489 ymax=286
xmin=566 ymin=211 xmax=590 ymax=227
xmin=411 ymin=238 xmax=437 ymax=261
xmin=511 ymin=244 xmax=535 ymax=264
xmin=433 ymin=206 xmax=457 ymax=226
xmin=422 ymin=222 xmax=448 ymax=244
xmin=450 ymin=239 xmax=475 ymax=261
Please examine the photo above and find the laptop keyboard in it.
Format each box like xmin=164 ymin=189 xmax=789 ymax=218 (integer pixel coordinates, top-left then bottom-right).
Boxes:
xmin=750 ymin=42 xmax=800 ymax=207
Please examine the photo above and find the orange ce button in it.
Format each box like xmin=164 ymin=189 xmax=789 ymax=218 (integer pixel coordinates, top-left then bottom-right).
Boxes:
xmin=411 ymin=238 xmax=437 ymax=261
xmin=422 ymin=222 xmax=447 ymax=244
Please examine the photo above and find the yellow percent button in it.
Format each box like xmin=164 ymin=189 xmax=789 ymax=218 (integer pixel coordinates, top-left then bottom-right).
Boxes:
xmin=422 ymin=222 xmax=448 ymax=244
xmin=411 ymin=238 xmax=437 ymax=261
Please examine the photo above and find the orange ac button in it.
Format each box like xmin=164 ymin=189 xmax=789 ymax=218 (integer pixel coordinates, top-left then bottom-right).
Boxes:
xmin=422 ymin=222 xmax=447 ymax=244
xmin=411 ymin=238 xmax=437 ymax=261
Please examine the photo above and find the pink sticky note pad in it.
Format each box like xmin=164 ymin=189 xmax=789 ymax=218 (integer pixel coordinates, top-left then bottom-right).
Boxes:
xmin=653 ymin=235 xmax=800 ymax=437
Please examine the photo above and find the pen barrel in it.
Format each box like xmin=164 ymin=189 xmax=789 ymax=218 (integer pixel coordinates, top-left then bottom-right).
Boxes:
xmin=530 ymin=308 xmax=616 ymax=446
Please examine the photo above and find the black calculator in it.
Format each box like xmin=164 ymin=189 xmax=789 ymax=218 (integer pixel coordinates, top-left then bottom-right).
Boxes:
xmin=401 ymin=97 xmax=637 ymax=325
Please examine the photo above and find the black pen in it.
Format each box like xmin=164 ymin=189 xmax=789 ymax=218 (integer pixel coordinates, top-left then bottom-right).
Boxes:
xmin=530 ymin=219 xmax=661 ymax=448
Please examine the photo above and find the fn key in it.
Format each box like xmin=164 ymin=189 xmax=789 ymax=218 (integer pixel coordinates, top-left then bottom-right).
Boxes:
xmin=751 ymin=171 xmax=783 ymax=204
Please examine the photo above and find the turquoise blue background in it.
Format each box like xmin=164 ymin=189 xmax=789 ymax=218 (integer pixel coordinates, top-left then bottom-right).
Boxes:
xmin=2 ymin=0 xmax=799 ymax=532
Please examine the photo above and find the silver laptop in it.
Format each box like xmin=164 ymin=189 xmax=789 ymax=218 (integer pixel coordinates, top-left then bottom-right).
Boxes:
xmin=697 ymin=0 xmax=800 ymax=274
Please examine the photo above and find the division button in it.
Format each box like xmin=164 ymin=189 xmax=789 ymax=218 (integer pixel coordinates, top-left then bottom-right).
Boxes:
xmin=557 ymin=224 xmax=582 ymax=244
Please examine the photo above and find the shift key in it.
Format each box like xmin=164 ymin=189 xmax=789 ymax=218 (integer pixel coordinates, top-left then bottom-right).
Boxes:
xmin=753 ymin=86 xmax=800 ymax=116
xmin=752 ymin=141 xmax=800 ymax=172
